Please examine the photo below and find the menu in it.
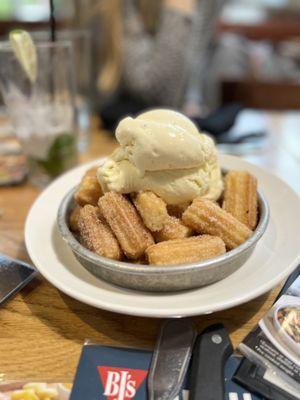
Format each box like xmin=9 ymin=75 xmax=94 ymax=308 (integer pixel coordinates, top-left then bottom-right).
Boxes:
xmin=239 ymin=274 xmax=300 ymax=399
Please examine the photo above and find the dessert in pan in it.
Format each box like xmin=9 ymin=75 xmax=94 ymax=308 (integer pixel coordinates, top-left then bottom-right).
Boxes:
xmin=68 ymin=109 xmax=259 ymax=267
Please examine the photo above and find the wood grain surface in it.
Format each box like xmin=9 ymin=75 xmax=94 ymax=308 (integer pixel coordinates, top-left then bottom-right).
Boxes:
xmin=1 ymin=114 xmax=297 ymax=382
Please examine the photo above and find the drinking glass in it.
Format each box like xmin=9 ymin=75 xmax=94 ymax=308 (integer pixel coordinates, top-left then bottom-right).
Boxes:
xmin=31 ymin=30 xmax=92 ymax=152
xmin=0 ymin=40 xmax=78 ymax=187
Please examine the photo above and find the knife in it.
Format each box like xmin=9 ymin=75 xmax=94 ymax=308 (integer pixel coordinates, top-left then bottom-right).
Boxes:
xmin=148 ymin=318 xmax=197 ymax=400
xmin=189 ymin=324 xmax=233 ymax=400
xmin=0 ymin=254 xmax=37 ymax=306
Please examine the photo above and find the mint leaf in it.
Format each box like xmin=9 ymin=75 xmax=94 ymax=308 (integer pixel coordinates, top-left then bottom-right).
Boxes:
xmin=31 ymin=133 xmax=77 ymax=177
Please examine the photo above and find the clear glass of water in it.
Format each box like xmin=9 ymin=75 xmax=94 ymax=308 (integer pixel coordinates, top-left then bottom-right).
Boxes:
xmin=31 ymin=30 xmax=92 ymax=152
xmin=0 ymin=40 xmax=78 ymax=187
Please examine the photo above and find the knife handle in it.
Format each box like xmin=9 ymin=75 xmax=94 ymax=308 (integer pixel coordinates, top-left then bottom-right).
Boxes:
xmin=189 ymin=324 xmax=233 ymax=400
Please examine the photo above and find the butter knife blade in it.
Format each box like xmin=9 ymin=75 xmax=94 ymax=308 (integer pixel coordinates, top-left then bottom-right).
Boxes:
xmin=148 ymin=318 xmax=197 ymax=400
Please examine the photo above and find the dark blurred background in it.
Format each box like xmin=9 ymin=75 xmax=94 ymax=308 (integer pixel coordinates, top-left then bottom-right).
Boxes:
xmin=1 ymin=0 xmax=300 ymax=112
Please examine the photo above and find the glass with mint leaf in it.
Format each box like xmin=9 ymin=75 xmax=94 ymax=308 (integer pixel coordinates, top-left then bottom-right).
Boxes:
xmin=0 ymin=31 xmax=78 ymax=187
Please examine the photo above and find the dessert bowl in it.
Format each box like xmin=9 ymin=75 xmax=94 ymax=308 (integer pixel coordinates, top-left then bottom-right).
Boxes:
xmin=57 ymin=184 xmax=269 ymax=292
xmin=25 ymin=154 xmax=300 ymax=316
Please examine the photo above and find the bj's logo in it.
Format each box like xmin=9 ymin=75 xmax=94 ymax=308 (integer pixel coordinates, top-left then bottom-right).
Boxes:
xmin=98 ymin=366 xmax=148 ymax=400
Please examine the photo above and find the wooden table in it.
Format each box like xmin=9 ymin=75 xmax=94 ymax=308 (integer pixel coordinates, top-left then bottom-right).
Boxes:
xmin=0 ymin=113 xmax=299 ymax=382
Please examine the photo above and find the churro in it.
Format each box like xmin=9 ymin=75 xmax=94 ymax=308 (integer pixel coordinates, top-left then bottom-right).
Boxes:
xmin=75 ymin=166 xmax=102 ymax=206
xmin=154 ymin=216 xmax=192 ymax=242
xmin=182 ymin=198 xmax=252 ymax=250
xmin=223 ymin=170 xmax=258 ymax=230
xmin=132 ymin=191 xmax=168 ymax=231
xmin=69 ymin=206 xmax=81 ymax=232
xmin=146 ymin=235 xmax=226 ymax=265
xmin=78 ymin=205 xmax=122 ymax=260
xmin=98 ymin=192 xmax=154 ymax=259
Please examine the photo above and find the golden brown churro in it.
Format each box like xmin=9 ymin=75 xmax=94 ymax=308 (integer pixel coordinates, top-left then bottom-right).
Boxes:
xmin=223 ymin=170 xmax=258 ymax=230
xmin=78 ymin=205 xmax=122 ymax=260
xmin=75 ymin=166 xmax=102 ymax=206
xmin=69 ymin=206 xmax=81 ymax=232
xmin=98 ymin=192 xmax=154 ymax=259
xmin=132 ymin=191 xmax=168 ymax=231
xmin=154 ymin=216 xmax=192 ymax=242
xmin=182 ymin=198 xmax=252 ymax=250
xmin=146 ymin=235 xmax=226 ymax=265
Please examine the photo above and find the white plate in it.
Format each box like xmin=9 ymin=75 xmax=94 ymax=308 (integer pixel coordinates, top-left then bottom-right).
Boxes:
xmin=25 ymin=155 xmax=300 ymax=318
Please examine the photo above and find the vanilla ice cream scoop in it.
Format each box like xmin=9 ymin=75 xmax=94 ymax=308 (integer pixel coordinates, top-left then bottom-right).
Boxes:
xmin=116 ymin=109 xmax=211 ymax=173
xmin=97 ymin=109 xmax=223 ymax=205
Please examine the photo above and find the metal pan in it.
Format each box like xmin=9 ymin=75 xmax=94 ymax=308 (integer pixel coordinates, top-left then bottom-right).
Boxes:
xmin=57 ymin=187 xmax=269 ymax=292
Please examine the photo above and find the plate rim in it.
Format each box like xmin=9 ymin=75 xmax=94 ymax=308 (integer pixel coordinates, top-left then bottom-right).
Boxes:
xmin=25 ymin=155 xmax=300 ymax=317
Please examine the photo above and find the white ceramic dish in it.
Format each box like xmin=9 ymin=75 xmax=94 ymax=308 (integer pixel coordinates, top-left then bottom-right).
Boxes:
xmin=25 ymin=154 xmax=300 ymax=317
xmin=57 ymin=383 xmax=72 ymax=400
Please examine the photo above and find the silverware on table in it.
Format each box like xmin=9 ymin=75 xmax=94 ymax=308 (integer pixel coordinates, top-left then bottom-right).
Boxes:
xmin=0 ymin=254 xmax=37 ymax=306
xmin=189 ymin=324 xmax=233 ymax=400
xmin=148 ymin=319 xmax=197 ymax=400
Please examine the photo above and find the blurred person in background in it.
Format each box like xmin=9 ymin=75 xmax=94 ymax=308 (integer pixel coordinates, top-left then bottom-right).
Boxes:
xmin=74 ymin=0 xmax=224 ymax=129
